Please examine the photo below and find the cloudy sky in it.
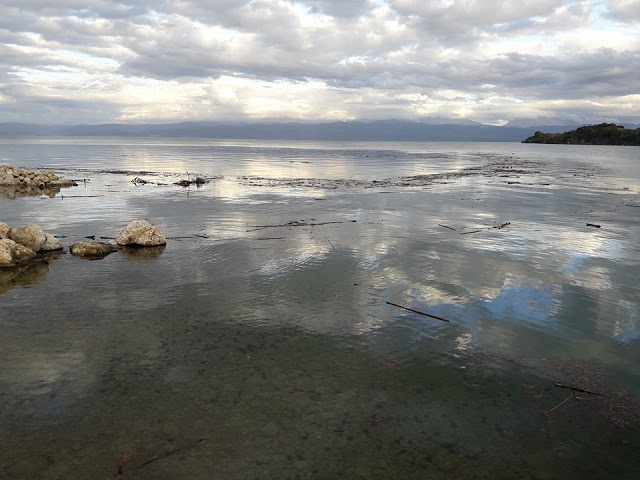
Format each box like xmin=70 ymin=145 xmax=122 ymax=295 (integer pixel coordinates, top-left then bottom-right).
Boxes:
xmin=0 ymin=0 xmax=639 ymax=126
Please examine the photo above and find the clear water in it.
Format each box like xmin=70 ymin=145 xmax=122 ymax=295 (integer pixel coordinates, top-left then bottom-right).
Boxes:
xmin=1 ymin=138 xmax=639 ymax=479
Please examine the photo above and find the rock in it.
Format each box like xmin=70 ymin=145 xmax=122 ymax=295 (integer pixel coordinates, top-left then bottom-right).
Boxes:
xmin=116 ymin=220 xmax=166 ymax=246
xmin=9 ymin=224 xmax=47 ymax=251
xmin=0 ymin=238 xmax=37 ymax=267
xmin=40 ymin=233 xmax=63 ymax=252
xmin=0 ymin=222 xmax=11 ymax=239
xmin=69 ymin=241 xmax=117 ymax=258
xmin=0 ymin=173 xmax=19 ymax=186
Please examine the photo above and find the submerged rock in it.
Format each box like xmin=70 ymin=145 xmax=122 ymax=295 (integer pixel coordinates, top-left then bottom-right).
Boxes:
xmin=69 ymin=241 xmax=117 ymax=259
xmin=9 ymin=224 xmax=47 ymax=252
xmin=0 ymin=222 xmax=11 ymax=239
xmin=116 ymin=220 xmax=166 ymax=247
xmin=0 ymin=238 xmax=37 ymax=267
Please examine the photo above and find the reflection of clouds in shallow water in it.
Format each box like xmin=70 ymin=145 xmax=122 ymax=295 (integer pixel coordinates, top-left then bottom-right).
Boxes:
xmin=256 ymin=252 xmax=328 ymax=279
xmin=0 ymin=349 xmax=93 ymax=418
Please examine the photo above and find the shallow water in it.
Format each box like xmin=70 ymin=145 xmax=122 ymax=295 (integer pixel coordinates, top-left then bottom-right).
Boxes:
xmin=1 ymin=138 xmax=639 ymax=479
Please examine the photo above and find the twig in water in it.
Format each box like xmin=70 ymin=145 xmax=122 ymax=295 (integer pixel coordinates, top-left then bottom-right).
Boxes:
xmin=247 ymin=220 xmax=344 ymax=232
xmin=114 ymin=438 xmax=207 ymax=477
xmin=438 ymin=224 xmax=457 ymax=231
xmin=385 ymin=301 xmax=451 ymax=323
xmin=460 ymin=230 xmax=482 ymax=235
xmin=549 ymin=393 xmax=575 ymax=413
xmin=328 ymin=239 xmax=336 ymax=250
xmin=586 ymin=223 xmax=601 ymax=228
xmin=554 ymin=383 xmax=603 ymax=396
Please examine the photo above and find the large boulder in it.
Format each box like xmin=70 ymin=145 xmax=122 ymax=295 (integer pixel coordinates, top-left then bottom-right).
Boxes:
xmin=0 ymin=238 xmax=37 ymax=267
xmin=0 ymin=222 xmax=11 ymax=239
xmin=9 ymin=224 xmax=47 ymax=252
xmin=69 ymin=240 xmax=117 ymax=259
xmin=116 ymin=220 xmax=166 ymax=247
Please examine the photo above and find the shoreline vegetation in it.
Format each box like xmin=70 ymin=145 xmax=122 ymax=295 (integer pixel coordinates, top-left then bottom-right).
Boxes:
xmin=523 ymin=123 xmax=640 ymax=145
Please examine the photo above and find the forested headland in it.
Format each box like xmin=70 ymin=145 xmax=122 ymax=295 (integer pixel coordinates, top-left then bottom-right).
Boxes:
xmin=523 ymin=123 xmax=640 ymax=145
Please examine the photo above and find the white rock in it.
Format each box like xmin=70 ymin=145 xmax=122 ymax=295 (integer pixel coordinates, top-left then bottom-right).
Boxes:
xmin=40 ymin=233 xmax=63 ymax=252
xmin=116 ymin=220 xmax=166 ymax=246
xmin=9 ymin=224 xmax=47 ymax=251
xmin=0 ymin=238 xmax=37 ymax=267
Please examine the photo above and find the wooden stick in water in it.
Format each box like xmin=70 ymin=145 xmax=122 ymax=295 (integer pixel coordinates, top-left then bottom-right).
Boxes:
xmin=385 ymin=301 xmax=451 ymax=323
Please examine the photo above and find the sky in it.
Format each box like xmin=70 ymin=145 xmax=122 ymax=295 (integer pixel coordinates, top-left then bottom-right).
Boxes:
xmin=0 ymin=0 xmax=639 ymax=126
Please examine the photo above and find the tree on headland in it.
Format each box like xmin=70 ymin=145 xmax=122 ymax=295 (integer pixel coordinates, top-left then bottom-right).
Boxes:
xmin=523 ymin=123 xmax=640 ymax=145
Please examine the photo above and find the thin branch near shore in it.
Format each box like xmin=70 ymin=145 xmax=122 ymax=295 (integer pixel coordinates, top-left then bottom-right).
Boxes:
xmin=386 ymin=301 xmax=451 ymax=323
xmin=111 ymin=438 xmax=207 ymax=478
xmin=247 ymin=220 xmax=351 ymax=232
xmin=554 ymin=383 xmax=604 ymax=396
xmin=549 ymin=393 xmax=575 ymax=413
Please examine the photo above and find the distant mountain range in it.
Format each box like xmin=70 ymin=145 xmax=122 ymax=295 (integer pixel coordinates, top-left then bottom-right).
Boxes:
xmin=1 ymin=120 xmax=638 ymax=142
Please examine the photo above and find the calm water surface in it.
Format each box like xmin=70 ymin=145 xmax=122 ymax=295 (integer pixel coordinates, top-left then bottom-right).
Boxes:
xmin=1 ymin=138 xmax=639 ymax=479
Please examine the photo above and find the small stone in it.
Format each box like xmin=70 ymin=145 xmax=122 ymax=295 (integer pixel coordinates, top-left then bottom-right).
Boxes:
xmin=0 ymin=222 xmax=11 ymax=239
xmin=40 ymin=233 xmax=63 ymax=252
xmin=116 ymin=220 xmax=166 ymax=246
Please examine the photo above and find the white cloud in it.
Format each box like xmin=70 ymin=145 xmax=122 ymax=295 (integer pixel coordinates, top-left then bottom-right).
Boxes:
xmin=0 ymin=0 xmax=638 ymax=124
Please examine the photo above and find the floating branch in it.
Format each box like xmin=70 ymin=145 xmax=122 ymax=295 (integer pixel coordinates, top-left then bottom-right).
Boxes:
xmin=438 ymin=224 xmax=457 ymax=231
xmin=247 ymin=220 xmax=346 ymax=231
xmin=586 ymin=223 xmax=601 ymax=228
xmin=554 ymin=383 xmax=604 ymax=396
xmin=113 ymin=438 xmax=207 ymax=477
xmin=549 ymin=393 xmax=575 ymax=413
xmin=385 ymin=301 xmax=451 ymax=323
xmin=494 ymin=221 xmax=511 ymax=229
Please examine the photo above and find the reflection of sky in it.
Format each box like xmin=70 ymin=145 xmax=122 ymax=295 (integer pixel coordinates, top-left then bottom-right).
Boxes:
xmin=2 ymin=140 xmax=640 ymax=420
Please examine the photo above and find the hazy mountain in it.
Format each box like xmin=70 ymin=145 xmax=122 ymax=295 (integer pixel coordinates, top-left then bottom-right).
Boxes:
xmin=0 ymin=120 xmax=584 ymax=142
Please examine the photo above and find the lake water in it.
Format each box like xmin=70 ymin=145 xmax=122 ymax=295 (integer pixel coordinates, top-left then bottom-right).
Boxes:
xmin=1 ymin=138 xmax=639 ymax=479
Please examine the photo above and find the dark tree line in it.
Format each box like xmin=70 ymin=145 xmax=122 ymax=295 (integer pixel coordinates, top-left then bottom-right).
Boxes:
xmin=523 ymin=123 xmax=640 ymax=145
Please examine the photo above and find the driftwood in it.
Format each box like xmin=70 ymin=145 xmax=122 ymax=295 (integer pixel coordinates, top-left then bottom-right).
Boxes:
xmin=114 ymin=438 xmax=207 ymax=477
xmin=554 ymin=383 xmax=603 ymax=396
xmin=586 ymin=223 xmax=601 ymax=228
xmin=385 ymin=301 xmax=451 ymax=323
xmin=247 ymin=220 xmax=348 ymax=232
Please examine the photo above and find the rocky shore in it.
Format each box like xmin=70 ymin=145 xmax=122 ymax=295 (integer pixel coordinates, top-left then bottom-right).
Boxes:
xmin=0 ymin=165 xmax=76 ymax=188
xmin=0 ymin=165 xmax=77 ymax=199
